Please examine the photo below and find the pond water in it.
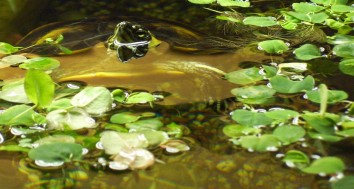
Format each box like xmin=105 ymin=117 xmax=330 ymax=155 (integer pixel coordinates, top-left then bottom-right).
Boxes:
xmin=0 ymin=44 xmax=332 ymax=189
xmin=1 ymin=1 xmax=354 ymax=189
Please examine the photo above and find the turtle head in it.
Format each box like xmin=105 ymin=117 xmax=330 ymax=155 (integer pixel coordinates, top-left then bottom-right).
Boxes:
xmin=106 ymin=21 xmax=152 ymax=63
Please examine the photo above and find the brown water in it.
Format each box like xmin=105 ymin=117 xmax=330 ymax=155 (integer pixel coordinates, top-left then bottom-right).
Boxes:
xmin=0 ymin=42 xmax=279 ymax=105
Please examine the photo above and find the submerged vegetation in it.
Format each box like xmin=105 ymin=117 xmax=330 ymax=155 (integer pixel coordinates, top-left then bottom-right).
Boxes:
xmin=1 ymin=0 xmax=354 ymax=188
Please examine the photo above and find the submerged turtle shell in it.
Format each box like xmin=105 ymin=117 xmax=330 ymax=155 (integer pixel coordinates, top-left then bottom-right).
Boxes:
xmin=1 ymin=17 xmax=276 ymax=105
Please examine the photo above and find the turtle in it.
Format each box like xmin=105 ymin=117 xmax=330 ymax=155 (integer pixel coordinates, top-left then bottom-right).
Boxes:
xmin=0 ymin=17 xmax=274 ymax=105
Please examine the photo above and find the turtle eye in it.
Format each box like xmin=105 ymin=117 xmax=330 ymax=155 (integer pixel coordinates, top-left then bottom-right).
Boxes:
xmin=136 ymin=29 xmax=148 ymax=38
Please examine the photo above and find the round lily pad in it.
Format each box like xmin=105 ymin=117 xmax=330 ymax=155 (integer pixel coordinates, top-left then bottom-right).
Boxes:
xmin=28 ymin=142 xmax=83 ymax=163
xmin=258 ymin=40 xmax=289 ymax=54
xmin=302 ymin=157 xmax=346 ymax=174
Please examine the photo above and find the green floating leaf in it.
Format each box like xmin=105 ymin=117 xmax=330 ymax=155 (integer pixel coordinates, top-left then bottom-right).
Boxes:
xmin=264 ymin=109 xmax=299 ymax=122
xmin=345 ymin=12 xmax=354 ymax=22
xmin=188 ymin=0 xmax=215 ymax=4
xmin=258 ymin=40 xmax=289 ymax=54
xmin=0 ymin=80 xmax=30 ymax=103
xmin=223 ymin=124 xmax=261 ymax=137
xmin=269 ymin=75 xmax=315 ymax=94
xmin=239 ymin=135 xmax=281 ymax=152
xmin=332 ymin=176 xmax=354 ymax=189
xmin=325 ymin=19 xmax=346 ymax=31
xmin=302 ymin=157 xmax=345 ymax=174
xmin=243 ymin=16 xmax=278 ymax=27
xmin=262 ymin=65 xmax=278 ymax=78
xmin=71 ymin=87 xmax=112 ymax=115
xmin=160 ymin=140 xmax=190 ymax=153
xmin=126 ymin=118 xmax=163 ymax=131
xmin=306 ymin=88 xmax=348 ymax=104
xmin=126 ymin=92 xmax=155 ymax=104
xmin=138 ymin=129 xmax=169 ymax=147
xmin=336 ymin=129 xmax=354 ymax=137
xmin=308 ymin=131 xmax=343 ymax=142
xmin=225 ymin=67 xmax=264 ymax=85
xmin=331 ymin=4 xmax=354 ymax=12
xmin=54 ymin=82 xmax=83 ymax=99
xmin=0 ymin=42 xmax=19 ymax=54
xmin=46 ymin=98 xmax=73 ymax=112
xmin=292 ymin=2 xmax=325 ymax=13
xmin=273 ymin=125 xmax=306 ymax=144
xmin=100 ymin=131 xmax=149 ymax=155
xmin=286 ymin=11 xmax=328 ymax=23
xmin=20 ymin=57 xmax=60 ymax=71
xmin=294 ymin=44 xmax=322 ymax=60
xmin=231 ymin=85 xmax=276 ymax=104
xmin=342 ymin=120 xmax=354 ymax=129
xmin=217 ymin=0 xmax=250 ymax=7
xmin=278 ymin=62 xmax=308 ymax=75
xmin=231 ymin=85 xmax=276 ymax=99
xmin=11 ymin=127 xmax=42 ymax=135
xmin=165 ymin=122 xmax=186 ymax=138
xmin=46 ymin=108 xmax=96 ymax=130
xmin=280 ymin=13 xmax=300 ymax=30
xmin=327 ymin=34 xmax=354 ymax=45
xmin=333 ymin=43 xmax=354 ymax=58
xmin=0 ymin=105 xmax=40 ymax=126
xmin=339 ymin=59 xmax=354 ymax=76
xmin=280 ymin=20 xmax=298 ymax=30
xmin=283 ymin=150 xmax=310 ymax=166
xmin=302 ymin=112 xmax=339 ymax=134
xmin=110 ymin=112 xmax=141 ymax=124
xmin=103 ymin=123 xmax=129 ymax=133
xmin=1 ymin=55 xmax=27 ymax=66
xmin=24 ymin=69 xmax=55 ymax=108
xmin=29 ymin=142 xmax=83 ymax=163
xmin=232 ymin=109 xmax=273 ymax=127
xmin=112 ymin=89 xmax=126 ymax=103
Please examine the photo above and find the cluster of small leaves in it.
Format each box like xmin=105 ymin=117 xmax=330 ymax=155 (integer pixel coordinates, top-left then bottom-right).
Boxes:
xmin=190 ymin=0 xmax=353 ymax=30
xmin=0 ymin=56 xmax=192 ymax=171
xmin=280 ymin=0 xmax=353 ymax=31
xmin=291 ymin=34 xmax=354 ymax=77
xmin=189 ymin=0 xmax=354 ymax=78
xmin=98 ymin=114 xmax=190 ymax=170
xmin=224 ymin=63 xmax=354 ymax=181
xmin=188 ymin=0 xmax=354 ymax=183
xmin=256 ymin=36 xmax=354 ymax=78
xmin=327 ymin=34 xmax=354 ymax=76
